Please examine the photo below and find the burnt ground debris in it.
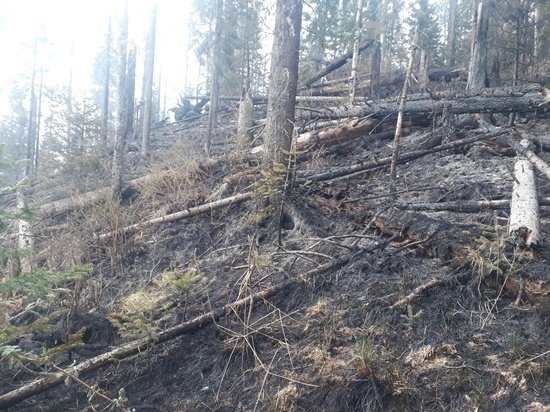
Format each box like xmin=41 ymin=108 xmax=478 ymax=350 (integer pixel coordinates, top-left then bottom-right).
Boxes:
xmin=1 ymin=102 xmax=550 ymax=411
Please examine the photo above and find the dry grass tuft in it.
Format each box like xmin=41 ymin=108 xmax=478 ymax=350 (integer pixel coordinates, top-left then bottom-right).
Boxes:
xmin=139 ymin=145 xmax=208 ymax=216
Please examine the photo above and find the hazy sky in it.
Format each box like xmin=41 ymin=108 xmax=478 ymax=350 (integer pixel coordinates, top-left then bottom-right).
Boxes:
xmin=0 ymin=0 xmax=195 ymax=117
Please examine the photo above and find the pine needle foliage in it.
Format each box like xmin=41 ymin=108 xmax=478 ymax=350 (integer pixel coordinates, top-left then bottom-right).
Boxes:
xmin=0 ymin=265 xmax=91 ymax=301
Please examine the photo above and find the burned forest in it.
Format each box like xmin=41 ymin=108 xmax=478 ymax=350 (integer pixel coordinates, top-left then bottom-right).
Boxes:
xmin=1 ymin=0 xmax=550 ymax=411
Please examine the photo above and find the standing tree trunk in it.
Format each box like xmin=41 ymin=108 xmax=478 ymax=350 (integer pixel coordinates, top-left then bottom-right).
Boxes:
xmin=467 ymin=0 xmax=488 ymax=90
xmin=262 ymin=0 xmax=302 ymax=167
xmin=370 ymin=42 xmax=381 ymax=98
xmin=446 ymin=0 xmax=457 ymax=67
xmin=349 ymin=0 xmax=363 ymax=102
xmin=141 ymin=4 xmax=157 ymax=158
xmin=102 ymin=15 xmax=112 ymax=146
xmin=111 ymin=0 xmax=129 ymax=200
xmin=207 ymin=0 xmax=223 ymax=157
xmin=236 ymin=86 xmax=254 ymax=152
xmin=390 ymin=28 xmax=418 ymax=184
xmin=34 ymin=66 xmax=43 ymax=174
xmin=26 ymin=38 xmax=38 ymax=179
xmin=261 ymin=0 xmax=302 ymax=239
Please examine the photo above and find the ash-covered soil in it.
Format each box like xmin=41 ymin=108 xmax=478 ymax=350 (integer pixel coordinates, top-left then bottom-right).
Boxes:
xmin=2 ymin=111 xmax=550 ymax=412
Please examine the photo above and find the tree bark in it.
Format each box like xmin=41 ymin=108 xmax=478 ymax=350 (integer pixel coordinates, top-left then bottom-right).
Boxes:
xmin=101 ymin=15 xmax=112 ymax=146
xmin=390 ymin=28 xmax=418 ymax=181
xmin=467 ymin=1 xmax=488 ymax=90
xmin=140 ymin=4 xmax=157 ymax=157
xmin=509 ymin=140 xmax=542 ymax=248
xmin=111 ymin=0 xmax=129 ymax=200
xmin=236 ymin=87 xmax=254 ymax=152
xmin=348 ymin=0 xmax=363 ymax=102
xmin=446 ymin=0 xmax=457 ymax=67
xmin=263 ymin=0 xmax=302 ymax=166
xmin=207 ymin=0 xmax=223 ymax=157
xmin=316 ymin=87 xmax=546 ymax=120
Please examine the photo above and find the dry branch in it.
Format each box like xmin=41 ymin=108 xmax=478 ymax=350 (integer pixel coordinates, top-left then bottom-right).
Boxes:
xmin=390 ymin=278 xmax=444 ymax=309
xmin=99 ymin=192 xmax=251 ymax=239
xmin=0 ymin=255 xmax=351 ymax=409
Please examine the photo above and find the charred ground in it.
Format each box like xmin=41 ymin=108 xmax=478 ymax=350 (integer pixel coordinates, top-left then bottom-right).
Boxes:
xmin=1 ymin=98 xmax=550 ymax=411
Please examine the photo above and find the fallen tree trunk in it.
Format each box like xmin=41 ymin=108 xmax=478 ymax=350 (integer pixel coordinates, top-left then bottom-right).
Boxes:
xmin=300 ymin=40 xmax=375 ymax=88
xmin=99 ymin=192 xmax=251 ymax=239
xmin=319 ymin=86 xmax=547 ymax=119
xmin=299 ymin=130 xmax=511 ymax=183
xmin=0 ymin=255 xmax=350 ymax=409
xmin=508 ymin=139 xmax=542 ymax=248
xmin=505 ymin=136 xmax=550 ymax=181
xmin=395 ymin=197 xmax=550 ymax=212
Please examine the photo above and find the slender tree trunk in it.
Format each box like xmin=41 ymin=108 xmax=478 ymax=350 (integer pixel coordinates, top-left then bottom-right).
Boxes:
xmin=370 ymin=42 xmax=381 ymax=98
xmin=102 ymin=15 xmax=112 ymax=146
xmin=34 ymin=66 xmax=43 ymax=174
xmin=207 ymin=0 xmax=223 ymax=157
xmin=16 ymin=194 xmax=33 ymax=274
xmin=126 ymin=46 xmax=136 ymax=139
xmin=467 ymin=1 xmax=488 ymax=90
xmin=26 ymin=38 xmax=38 ymax=179
xmin=349 ymin=0 xmax=363 ymax=102
xmin=141 ymin=4 xmax=157 ymax=157
xmin=446 ymin=0 xmax=457 ymax=66
xmin=509 ymin=5 xmax=522 ymax=126
xmin=111 ymin=0 xmax=129 ymax=200
xmin=378 ymin=0 xmax=388 ymax=73
xmin=390 ymin=28 xmax=418 ymax=184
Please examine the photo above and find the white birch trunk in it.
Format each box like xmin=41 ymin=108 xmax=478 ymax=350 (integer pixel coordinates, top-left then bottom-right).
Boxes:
xmin=17 ymin=194 xmax=33 ymax=273
xmin=509 ymin=140 xmax=542 ymax=248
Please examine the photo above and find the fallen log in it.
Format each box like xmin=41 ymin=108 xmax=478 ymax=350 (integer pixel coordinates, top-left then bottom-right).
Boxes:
xmin=300 ymin=39 xmax=375 ymax=88
xmin=0 ymin=255 xmax=350 ymax=409
xmin=299 ymin=130 xmax=511 ymax=183
xmin=320 ymin=86 xmax=547 ymax=119
xmin=99 ymin=192 xmax=251 ymax=239
xmin=508 ymin=139 xmax=542 ymax=248
xmin=394 ymin=197 xmax=550 ymax=212
xmin=505 ymin=136 xmax=550 ymax=181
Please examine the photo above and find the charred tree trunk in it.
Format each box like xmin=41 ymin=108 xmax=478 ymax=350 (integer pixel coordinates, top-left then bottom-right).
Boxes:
xmin=111 ymin=0 xmax=129 ymax=200
xmin=349 ymin=0 xmax=363 ymax=102
xmin=261 ymin=0 xmax=302 ymax=240
xmin=446 ymin=0 xmax=457 ymax=67
xmin=467 ymin=1 xmax=488 ymax=90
